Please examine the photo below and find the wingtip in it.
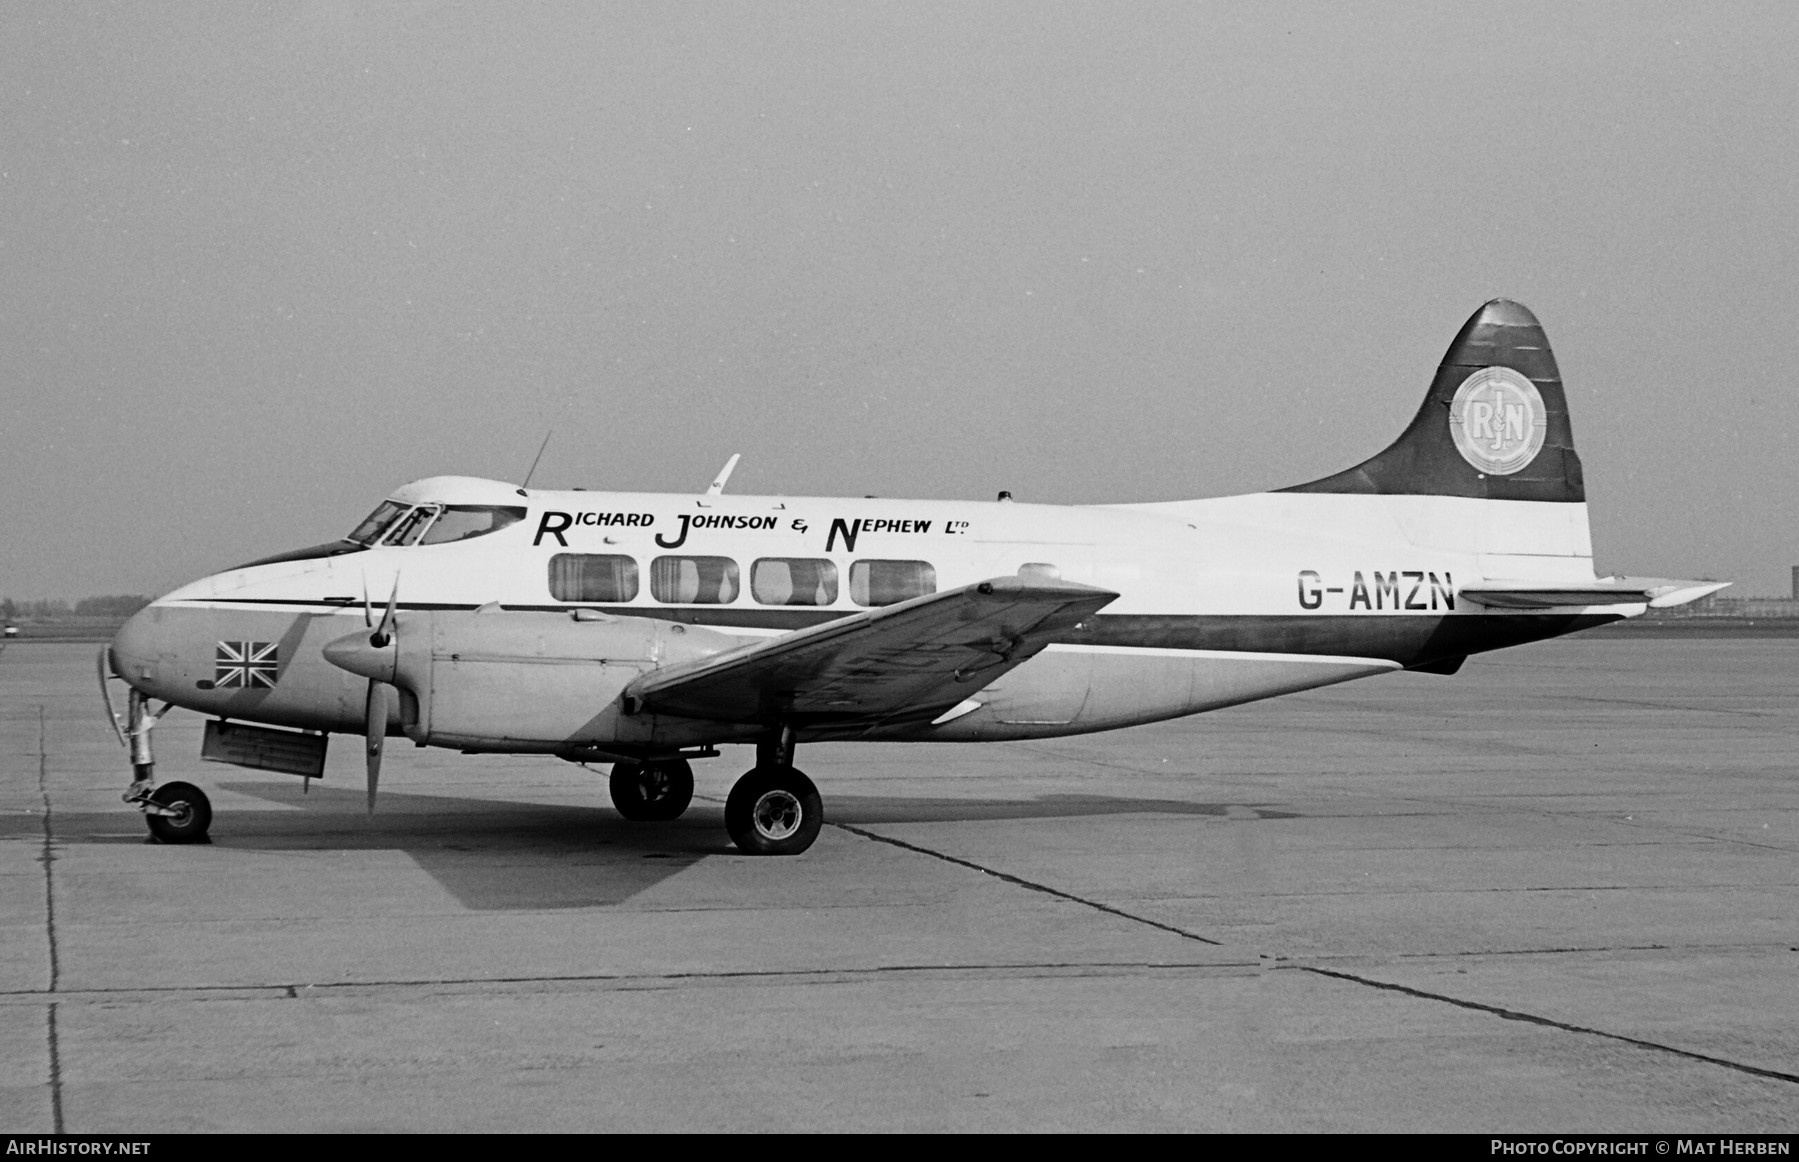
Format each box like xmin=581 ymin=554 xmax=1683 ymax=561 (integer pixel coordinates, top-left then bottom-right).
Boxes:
xmin=980 ymin=574 xmax=1120 ymax=601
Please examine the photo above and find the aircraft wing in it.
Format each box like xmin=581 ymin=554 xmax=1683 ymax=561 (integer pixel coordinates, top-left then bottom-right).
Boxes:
xmin=625 ymin=576 xmax=1119 ymax=726
xmin=1460 ymin=577 xmax=1731 ymax=609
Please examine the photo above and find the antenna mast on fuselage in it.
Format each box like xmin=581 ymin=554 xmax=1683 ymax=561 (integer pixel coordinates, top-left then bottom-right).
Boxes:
xmin=518 ymin=431 xmax=553 ymax=494
xmin=706 ymin=453 xmax=742 ymax=496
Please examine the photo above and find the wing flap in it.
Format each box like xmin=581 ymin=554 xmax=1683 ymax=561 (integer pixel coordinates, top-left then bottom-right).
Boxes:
xmin=626 ymin=576 xmax=1119 ymax=725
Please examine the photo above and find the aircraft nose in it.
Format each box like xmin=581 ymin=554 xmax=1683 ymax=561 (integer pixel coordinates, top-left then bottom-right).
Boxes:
xmin=322 ymin=629 xmax=397 ymax=684
xmin=109 ymin=605 xmax=165 ymax=684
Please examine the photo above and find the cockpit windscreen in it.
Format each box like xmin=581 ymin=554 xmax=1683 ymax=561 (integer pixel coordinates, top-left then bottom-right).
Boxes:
xmin=346 ymin=501 xmax=526 ymax=547
xmin=347 ymin=501 xmax=408 ymax=546
xmin=420 ymin=505 xmax=526 ymax=544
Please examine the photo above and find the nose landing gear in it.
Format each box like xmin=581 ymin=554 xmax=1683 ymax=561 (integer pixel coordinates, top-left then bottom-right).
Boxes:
xmin=104 ymin=669 xmax=213 ymax=845
xmin=143 ymin=781 xmax=213 ymax=845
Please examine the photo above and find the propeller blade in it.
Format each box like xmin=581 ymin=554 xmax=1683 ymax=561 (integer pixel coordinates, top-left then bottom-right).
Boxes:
xmin=364 ymin=680 xmax=387 ymax=814
xmin=362 ymin=575 xmax=373 ymax=628
xmin=372 ymin=577 xmax=400 ymax=647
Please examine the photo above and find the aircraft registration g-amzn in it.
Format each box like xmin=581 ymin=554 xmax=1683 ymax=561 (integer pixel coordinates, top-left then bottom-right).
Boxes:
xmin=104 ymin=300 xmax=1724 ymax=854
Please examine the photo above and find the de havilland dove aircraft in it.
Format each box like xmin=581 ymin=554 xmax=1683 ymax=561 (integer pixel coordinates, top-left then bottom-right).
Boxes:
xmin=103 ymin=300 xmax=1724 ymax=855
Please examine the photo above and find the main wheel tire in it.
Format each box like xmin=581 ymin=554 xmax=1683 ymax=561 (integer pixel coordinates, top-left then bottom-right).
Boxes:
xmin=145 ymin=781 xmax=212 ymax=845
xmin=724 ymin=766 xmax=822 ymax=856
xmin=609 ymin=759 xmax=695 ymax=822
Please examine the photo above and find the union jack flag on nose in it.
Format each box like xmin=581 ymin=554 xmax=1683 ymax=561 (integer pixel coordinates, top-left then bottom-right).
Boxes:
xmin=215 ymin=640 xmax=279 ymax=688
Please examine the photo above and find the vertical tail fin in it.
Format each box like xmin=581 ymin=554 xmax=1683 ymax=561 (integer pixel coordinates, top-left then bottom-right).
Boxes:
xmin=1282 ymin=299 xmax=1584 ymax=503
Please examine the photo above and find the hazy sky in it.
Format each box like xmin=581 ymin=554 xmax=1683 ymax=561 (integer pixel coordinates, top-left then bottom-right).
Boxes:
xmin=3 ymin=2 xmax=1795 ymax=598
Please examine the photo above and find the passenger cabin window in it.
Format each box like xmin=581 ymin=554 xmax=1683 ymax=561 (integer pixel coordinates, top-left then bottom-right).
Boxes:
xmin=751 ymin=558 xmax=838 ymax=606
xmin=850 ymin=560 xmax=936 ymax=606
xmin=549 ymin=554 xmax=639 ymax=602
xmin=651 ymin=556 xmax=740 ymax=604
xmin=420 ymin=505 xmax=527 ymax=545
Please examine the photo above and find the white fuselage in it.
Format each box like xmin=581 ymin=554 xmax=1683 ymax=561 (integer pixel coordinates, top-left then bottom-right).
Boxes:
xmin=112 ymin=476 xmax=1628 ymax=750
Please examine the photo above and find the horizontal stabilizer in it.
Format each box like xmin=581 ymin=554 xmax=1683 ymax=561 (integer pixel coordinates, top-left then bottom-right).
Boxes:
xmin=1460 ymin=577 xmax=1731 ymax=610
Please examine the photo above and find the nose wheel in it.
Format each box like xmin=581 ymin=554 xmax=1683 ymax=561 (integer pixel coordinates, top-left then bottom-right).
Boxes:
xmin=143 ymin=781 xmax=213 ymax=845
xmin=725 ymin=765 xmax=822 ymax=856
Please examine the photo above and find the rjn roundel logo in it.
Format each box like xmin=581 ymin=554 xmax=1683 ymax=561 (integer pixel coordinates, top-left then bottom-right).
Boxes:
xmin=1449 ymin=366 xmax=1547 ymax=475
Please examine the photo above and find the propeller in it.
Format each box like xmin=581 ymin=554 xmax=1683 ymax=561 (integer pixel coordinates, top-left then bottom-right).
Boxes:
xmin=364 ymin=679 xmax=387 ymax=813
xmin=364 ymin=576 xmax=399 ymax=812
xmin=371 ymin=576 xmax=398 ymax=649
xmin=328 ymin=575 xmax=402 ymax=813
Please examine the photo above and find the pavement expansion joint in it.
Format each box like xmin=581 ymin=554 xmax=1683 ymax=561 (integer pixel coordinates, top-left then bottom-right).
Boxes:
xmin=1366 ymin=789 xmax=1799 ymax=856
xmin=35 ymin=705 xmax=66 ymax=1134
xmin=0 ymin=960 xmax=1259 ymax=1008
xmin=831 ymin=817 xmax=1799 ymax=1091
xmin=1296 ymin=965 xmax=1799 ymax=1087
xmin=45 ymin=1002 xmax=64 ymax=1135
xmin=831 ymin=820 xmax=1225 ymax=945
xmin=1552 ymin=694 xmax=1781 ymax=719
xmin=1376 ymin=940 xmax=1799 ymax=961
xmin=34 ymin=704 xmax=61 ymax=995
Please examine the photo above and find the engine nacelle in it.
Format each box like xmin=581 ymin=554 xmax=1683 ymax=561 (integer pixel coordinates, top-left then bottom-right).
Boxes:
xmin=386 ymin=610 xmax=742 ymax=753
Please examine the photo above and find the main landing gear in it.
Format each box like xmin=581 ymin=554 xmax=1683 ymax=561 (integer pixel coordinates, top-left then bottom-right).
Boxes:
xmin=608 ymin=758 xmax=695 ymax=822
xmin=724 ymin=764 xmax=821 ymax=856
xmin=609 ymin=727 xmax=824 ymax=856
xmin=726 ymin=727 xmax=822 ymax=856
xmin=108 ymin=676 xmax=212 ymax=845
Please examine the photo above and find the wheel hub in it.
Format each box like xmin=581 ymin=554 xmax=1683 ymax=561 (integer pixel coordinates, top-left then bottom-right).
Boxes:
xmin=751 ymin=789 xmax=802 ymax=840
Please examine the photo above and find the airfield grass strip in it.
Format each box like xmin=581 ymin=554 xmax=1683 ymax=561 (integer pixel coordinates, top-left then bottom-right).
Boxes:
xmin=1300 ymin=965 xmax=1799 ymax=1087
xmin=832 ymin=821 xmax=1224 ymax=945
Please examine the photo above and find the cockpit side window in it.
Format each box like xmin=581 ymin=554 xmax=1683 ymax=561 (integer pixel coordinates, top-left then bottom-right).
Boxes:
xmin=419 ymin=505 xmax=527 ymax=545
xmin=383 ymin=506 xmax=439 ymax=546
xmin=347 ymin=501 xmax=408 ymax=546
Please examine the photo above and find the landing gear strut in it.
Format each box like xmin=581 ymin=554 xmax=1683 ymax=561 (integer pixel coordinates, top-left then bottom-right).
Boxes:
xmin=724 ymin=725 xmax=822 ymax=856
xmin=114 ymin=684 xmax=212 ymax=845
xmin=609 ymin=758 xmax=695 ymax=821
